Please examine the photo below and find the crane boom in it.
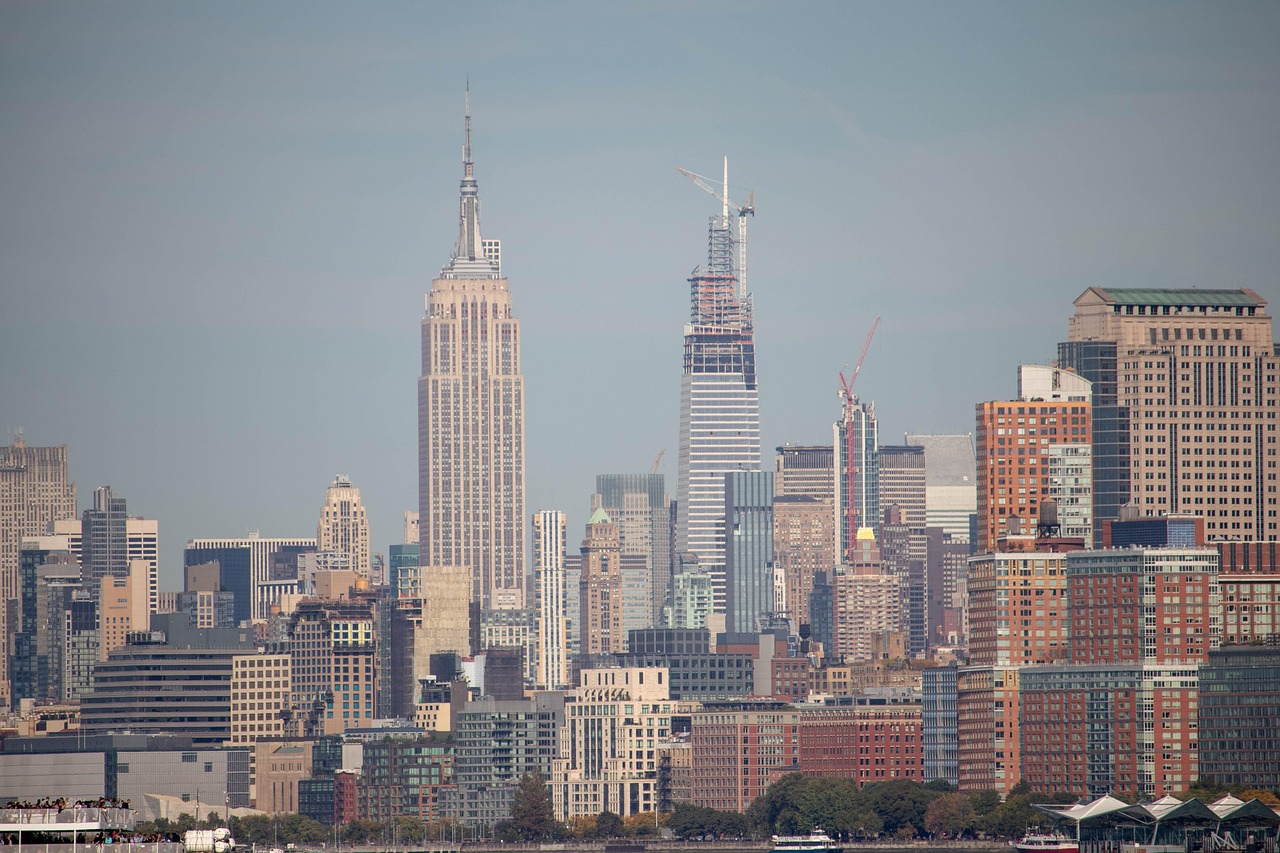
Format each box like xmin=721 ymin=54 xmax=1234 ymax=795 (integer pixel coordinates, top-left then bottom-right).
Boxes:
xmin=676 ymin=159 xmax=755 ymax=298
xmin=839 ymin=317 xmax=881 ymax=401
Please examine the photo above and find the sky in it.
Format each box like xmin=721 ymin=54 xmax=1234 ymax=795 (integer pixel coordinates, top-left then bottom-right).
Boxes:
xmin=3 ymin=2 xmax=1279 ymax=588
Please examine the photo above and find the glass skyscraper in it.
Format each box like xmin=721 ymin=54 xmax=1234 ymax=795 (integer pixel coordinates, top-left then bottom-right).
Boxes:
xmin=675 ymin=170 xmax=760 ymax=615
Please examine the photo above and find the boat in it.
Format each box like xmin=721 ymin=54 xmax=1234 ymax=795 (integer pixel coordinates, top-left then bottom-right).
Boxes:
xmin=1012 ymin=833 xmax=1080 ymax=853
xmin=0 ymin=802 xmax=184 ymax=853
xmin=771 ymin=828 xmax=842 ymax=853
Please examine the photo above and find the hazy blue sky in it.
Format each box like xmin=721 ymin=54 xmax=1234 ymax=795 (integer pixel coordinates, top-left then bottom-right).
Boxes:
xmin=4 ymin=2 xmax=1279 ymax=586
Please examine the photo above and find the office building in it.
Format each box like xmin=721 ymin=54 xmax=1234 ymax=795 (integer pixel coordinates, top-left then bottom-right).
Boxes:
xmin=1198 ymin=644 xmax=1280 ymax=790
xmin=80 ymin=486 xmax=129 ymax=587
xmin=185 ymin=534 xmax=316 ymax=623
xmin=81 ymin=620 xmax=256 ymax=744
xmin=418 ymin=94 xmax=525 ymax=609
xmin=879 ymin=445 xmax=927 ymax=528
xmin=772 ymin=494 xmax=836 ymax=633
xmin=595 ymin=473 xmax=670 ymax=630
xmin=1 ymin=440 xmax=76 ymax=609
xmin=905 ymin=434 xmax=977 ymax=544
xmin=774 ymin=444 xmax=836 ymax=502
xmin=99 ymin=560 xmax=151 ymax=659
xmin=675 ymin=163 xmax=761 ymax=612
xmin=724 ymin=471 xmax=774 ymax=635
xmin=922 ymin=666 xmax=959 ymax=788
xmin=317 ymin=475 xmax=371 ymax=576
xmin=579 ymin=508 xmax=624 ymax=656
xmin=1059 ymin=287 xmax=1279 ymax=538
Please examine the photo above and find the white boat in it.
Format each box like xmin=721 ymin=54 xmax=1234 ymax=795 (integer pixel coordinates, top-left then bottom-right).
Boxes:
xmin=771 ymin=828 xmax=841 ymax=853
xmin=1012 ymin=833 xmax=1080 ymax=853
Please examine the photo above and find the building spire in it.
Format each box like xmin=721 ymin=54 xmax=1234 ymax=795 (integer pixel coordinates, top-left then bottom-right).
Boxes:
xmin=464 ymin=78 xmax=473 ymax=180
xmin=452 ymin=82 xmax=485 ymax=266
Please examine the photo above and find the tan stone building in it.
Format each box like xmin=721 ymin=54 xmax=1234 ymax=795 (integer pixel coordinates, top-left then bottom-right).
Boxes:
xmin=579 ymin=508 xmax=624 ymax=656
xmin=99 ymin=559 xmax=151 ymax=659
xmin=254 ymin=740 xmax=312 ymax=814
xmin=230 ymin=653 xmax=293 ymax=794
xmin=317 ymin=475 xmax=371 ymax=576
xmin=550 ymin=667 xmax=671 ymax=819
xmin=418 ymin=97 xmax=525 ymax=610
xmin=1062 ymin=287 xmax=1279 ymax=539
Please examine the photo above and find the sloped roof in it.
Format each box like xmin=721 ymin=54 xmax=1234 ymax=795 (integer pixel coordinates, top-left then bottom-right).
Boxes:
xmin=1144 ymin=797 xmax=1218 ymax=823
xmin=1211 ymin=796 xmax=1280 ymax=824
xmin=1035 ymin=795 xmax=1154 ymax=826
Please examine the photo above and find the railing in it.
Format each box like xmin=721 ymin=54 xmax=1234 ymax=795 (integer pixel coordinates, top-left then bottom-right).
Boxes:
xmin=0 ymin=808 xmax=135 ymax=829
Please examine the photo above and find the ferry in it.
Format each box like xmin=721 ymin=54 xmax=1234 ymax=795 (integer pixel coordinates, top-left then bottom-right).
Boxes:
xmin=0 ymin=803 xmax=184 ymax=853
xmin=1012 ymin=833 xmax=1080 ymax=853
xmin=771 ymin=828 xmax=842 ymax=853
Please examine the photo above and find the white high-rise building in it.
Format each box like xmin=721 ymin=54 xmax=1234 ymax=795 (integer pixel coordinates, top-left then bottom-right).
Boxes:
xmin=675 ymin=159 xmax=760 ymax=614
xmin=532 ymin=510 xmax=568 ymax=690
xmin=317 ymin=474 xmax=371 ymax=576
xmin=418 ymin=92 xmax=525 ymax=609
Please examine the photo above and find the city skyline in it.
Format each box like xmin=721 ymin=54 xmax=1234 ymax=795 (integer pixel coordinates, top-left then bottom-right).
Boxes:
xmin=3 ymin=3 xmax=1280 ymax=584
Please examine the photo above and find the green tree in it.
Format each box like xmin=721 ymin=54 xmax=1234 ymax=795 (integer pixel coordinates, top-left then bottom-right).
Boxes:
xmin=594 ymin=811 xmax=624 ymax=838
xmin=968 ymin=790 xmax=1003 ymax=817
xmin=508 ymin=771 xmax=562 ymax=841
xmin=924 ymin=793 xmax=974 ymax=838
xmin=860 ymin=779 xmax=942 ymax=836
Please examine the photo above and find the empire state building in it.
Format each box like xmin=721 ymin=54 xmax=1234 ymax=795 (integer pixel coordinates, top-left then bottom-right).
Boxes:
xmin=418 ymin=95 xmax=525 ymax=609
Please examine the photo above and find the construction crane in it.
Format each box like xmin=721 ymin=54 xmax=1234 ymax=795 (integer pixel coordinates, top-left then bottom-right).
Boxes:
xmin=676 ymin=157 xmax=755 ymax=298
xmin=651 ymin=449 xmax=666 ymax=475
xmin=839 ymin=317 xmax=881 ymax=404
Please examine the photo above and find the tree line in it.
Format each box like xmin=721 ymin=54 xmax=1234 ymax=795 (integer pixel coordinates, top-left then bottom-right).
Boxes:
xmin=135 ymin=774 xmax=1280 ymax=847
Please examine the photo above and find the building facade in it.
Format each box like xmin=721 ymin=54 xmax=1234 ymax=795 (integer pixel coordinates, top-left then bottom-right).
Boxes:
xmin=317 ymin=475 xmax=371 ymax=576
xmin=1061 ymin=287 xmax=1279 ymax=539
xmin=836 ymin=399 xmax=879 ymax=558
xmin=724 ymin=471 xmax=774 ymax=635
xmin=532 ymin=510 xmax=569 ymax=689
xmin=579 ymin=508 xmax=624 ymax=656
xmin=675 ymin=173 xmax=760 ymax=613
xmin=418 ymin=96 xmax=525 ymax=609
xmin=550 ymin=667 xmax=672 ymax=819
xmin=975 ymin=386 xmax=1093 ymax=553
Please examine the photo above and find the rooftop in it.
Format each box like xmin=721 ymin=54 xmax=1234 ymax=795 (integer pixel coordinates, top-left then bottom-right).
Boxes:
xmin=1092 ymin=287 xmax=1261 ymax=308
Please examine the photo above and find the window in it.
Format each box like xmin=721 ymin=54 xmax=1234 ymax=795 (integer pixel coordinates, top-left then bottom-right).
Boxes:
xmin=182 ymin=752 xmax=197 ymax=763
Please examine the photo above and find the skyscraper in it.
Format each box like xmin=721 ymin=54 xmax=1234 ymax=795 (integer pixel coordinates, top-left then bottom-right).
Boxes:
xmin=1060 ymin=287 xmax=1279 ymax=540
xmin=724 ymin=470 xmax=774 ymax=635
xmin=835 ymin=397 xmax=879 ymax=559
xmin=594 ymin=473 xmax=669 ymax=629
xmin=675 ymin=160 xmax=760 ymax=613
xmin=0 ymin=438 xmax=76 ymax=708
xmin=579 ymin=508 xmax=623 ymax=656
xmin=418 ymin=92 xmax=525 ymax=609
xmin=531 ymin=510 xmax=568 ymax=689
xmin=317 ymin=474 xmax=371 ymax=576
